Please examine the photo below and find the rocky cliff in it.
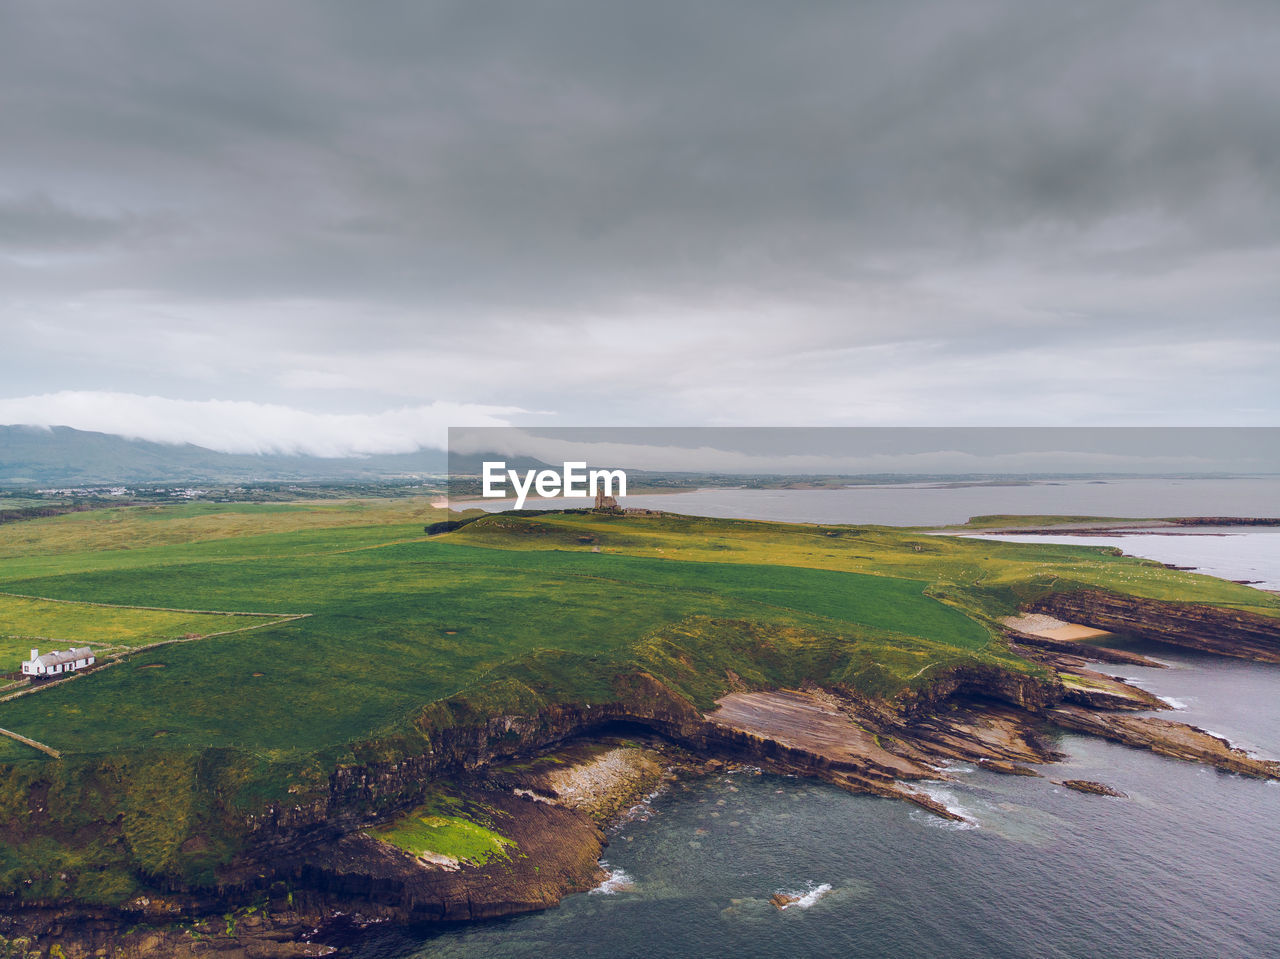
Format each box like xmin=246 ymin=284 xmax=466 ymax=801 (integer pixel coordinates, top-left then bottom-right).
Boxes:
xmin=8 ymin=590 xmax=1280 ymax=957
xmin=1030 ymin=590 xmax=1280 ymax=663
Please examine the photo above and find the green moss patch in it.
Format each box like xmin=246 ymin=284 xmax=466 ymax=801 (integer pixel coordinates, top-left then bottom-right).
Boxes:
xmin=371 ymin=797 xmax=516 ymax=866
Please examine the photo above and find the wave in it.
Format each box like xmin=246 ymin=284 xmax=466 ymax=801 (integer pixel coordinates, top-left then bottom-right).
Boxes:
xmin=590 ymin=865 xmax=636 ymax=895
xmin=1119 ymin=678 xmax=1190 ymax=711
xmin=610 ymin=784 xmax=668 ymax=830
xmin=774 ymin=882 xmax=833 ymax=909
xmin=1201 ymin=729 xmax=1263 ymax=758
xmin=912 ymin=782 xmax=979 ymax=829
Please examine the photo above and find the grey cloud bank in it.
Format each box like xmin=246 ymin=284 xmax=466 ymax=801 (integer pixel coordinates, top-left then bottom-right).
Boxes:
xmin=450 ymin=427 xmax=1280 ymax=477
xmin=2 ymin=0 xmax=1278 ymax=448
xmin=0 ymin=393 xmax=520 ymax=457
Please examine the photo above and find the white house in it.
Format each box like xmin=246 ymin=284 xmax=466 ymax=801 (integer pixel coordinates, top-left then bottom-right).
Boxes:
xmin=21 ymin=647 xmax=95 ymax=678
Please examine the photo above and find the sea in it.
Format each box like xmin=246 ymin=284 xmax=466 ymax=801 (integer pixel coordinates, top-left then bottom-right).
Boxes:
xmin=470 ymin=475 xmax=1280 ymax=528
xmin=353 ymin=478 xmax=1280 ymax=958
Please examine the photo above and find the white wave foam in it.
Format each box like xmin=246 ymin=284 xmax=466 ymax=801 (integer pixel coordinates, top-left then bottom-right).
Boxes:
xmin=612 ymin=785 xmax=667 ymax=829
xmin=913 ymin=782 xmax=979 ymax=829
xmin=590 ymin=865 xmax=636 ymax=895
xmin=1201 ymin=729 xmax=1264 ymax=758
xmin=775 ymin=882 xmax=832 ymax=909
xmin=910 ymin=808 xmax=979 ymax=831
xmin=1116 ymin=678 xmax=1189 ymax=711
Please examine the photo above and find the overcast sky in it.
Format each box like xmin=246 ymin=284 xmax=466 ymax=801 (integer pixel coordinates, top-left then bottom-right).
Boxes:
xmin=452 ymin=427 xmax=1280 ymax=475
xmin=2 ymin=1 xmax=1278 ymax=456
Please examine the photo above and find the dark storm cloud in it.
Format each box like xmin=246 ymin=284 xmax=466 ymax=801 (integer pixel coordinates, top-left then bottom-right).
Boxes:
xmin=0 ymin=0 xmax=1277 ymax=447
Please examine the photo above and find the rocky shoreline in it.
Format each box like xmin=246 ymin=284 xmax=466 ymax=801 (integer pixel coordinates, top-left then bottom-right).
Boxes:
xmin=4 ymin=595 xmax=1280 ymax=957
xmin=955 ymin=516 xmax=1280 ymax=535
xmin=1029 ymin=590 xmax=1280 ymax=663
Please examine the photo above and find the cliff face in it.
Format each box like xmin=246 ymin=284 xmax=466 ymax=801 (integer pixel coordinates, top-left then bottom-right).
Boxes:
xmin=0 ymin=905 xmax=336 ymax=959
xmin=1029 ymin=590 xmax=1280 ymax=663
xmin=241 ymin=663 xmax=1048 ymax=866
xmin=292 ymin=791 xmax=608 ymax=923
xmin=245 ymin=673 xmax=703 ymax=849
xmin=205 ymin=661 xmax=1061 ymax=923
xmin=890 ymin=664 xmax=1053 ymax=715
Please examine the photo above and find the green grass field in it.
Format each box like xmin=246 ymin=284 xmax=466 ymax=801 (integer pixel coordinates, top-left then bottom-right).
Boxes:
xmin=0 ymin=499 xmax=1274 ymax=900
xmin=0 ymin=525 xmax=999 ymax=760
xmin=0 ymin=592 xmax=298 ymax=673
xmin=0 ymin=502 xmax=1274 ymax=761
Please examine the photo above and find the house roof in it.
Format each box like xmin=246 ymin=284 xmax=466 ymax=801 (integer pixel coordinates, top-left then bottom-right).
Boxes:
xmin=32 ymin=646 xmax=93 ymax=668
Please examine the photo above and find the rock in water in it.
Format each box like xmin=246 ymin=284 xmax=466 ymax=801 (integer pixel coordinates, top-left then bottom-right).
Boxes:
xmin=1059 ymin=779 xmax=1127 ymax=798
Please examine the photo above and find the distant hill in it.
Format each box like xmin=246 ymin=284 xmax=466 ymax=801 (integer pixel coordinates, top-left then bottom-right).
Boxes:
xmin=0 ymin=425 xmax=449 ymax=486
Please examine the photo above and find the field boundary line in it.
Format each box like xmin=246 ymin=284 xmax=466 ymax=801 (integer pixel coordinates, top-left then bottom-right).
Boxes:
xmin=318 ymin=535 xmax=435 ymax=555
xmin=125 ymin=613 xmax=311 ymax=653
xmin=0 ymin=726 xmax=61 ymax=758
xmin=0 ymin=590 xmax=307 ymax=617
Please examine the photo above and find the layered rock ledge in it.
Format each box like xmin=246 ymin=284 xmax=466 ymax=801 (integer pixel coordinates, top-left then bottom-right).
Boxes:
xmin=1030 ymin=590 xmax=1280 ymax=663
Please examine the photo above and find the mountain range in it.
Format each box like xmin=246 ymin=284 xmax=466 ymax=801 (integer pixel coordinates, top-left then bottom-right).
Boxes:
xmin=0 ymin=426 xmax=450 ymax=486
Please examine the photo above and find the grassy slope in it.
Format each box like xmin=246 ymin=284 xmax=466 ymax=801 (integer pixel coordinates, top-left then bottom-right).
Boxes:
xmin=0 ymin=594 xmax=293 ymax=673
xmin=0 ymin=503 xmax=1274 ymax=760
xmin=0 ymin=501 xmax=1274 ymax=899
xmin=451 ymin=511 xmax=1280 ymax=612
xmin=0 ymin=529 xmax=993 ymax=761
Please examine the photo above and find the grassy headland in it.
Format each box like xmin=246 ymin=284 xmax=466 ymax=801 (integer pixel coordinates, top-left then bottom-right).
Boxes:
xmin=0 ymin=499 xmax=1274 ymax=904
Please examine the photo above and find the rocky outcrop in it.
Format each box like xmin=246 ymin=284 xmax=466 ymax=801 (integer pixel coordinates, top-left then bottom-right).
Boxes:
xmin=1030 ymin=591 xmax=1280 ymax=663
xmin=486 ymin=742 xmax=666 ymax=824
xmin=1054 ymin=667 xmax=1170 ymax=711
xmin=976 ymin=759 xmax=1041 ymax=777
xmin=0 ymin=904 xmax=335 ymax=959
xmin=890 ymin=663 xmax=1055 ymax=716
xmin=1048 ymin=705 xmax=1280 ymax=780
xmin=1169 ymin=517 xmax=1280 ymax=527
xmin=700 ymin=688 xmax=1067 ymax=823
xmin=287 ymin=743 xmax=669 ymax=924
xmin=1058 ymin=780 xmax=1126 ymax=798
xmin=1004 ymin=628 xmax=1167 ymax=668
xmin=700 ymin=689 xmax=965 ymax=819
xmin=967 ymin=517 xmax=1280 ymax=535
xmin=292 ymin=790 xmax=607 ymax=923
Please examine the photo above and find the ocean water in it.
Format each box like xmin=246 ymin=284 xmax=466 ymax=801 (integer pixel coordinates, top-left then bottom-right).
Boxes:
xmin=472 ymin=476 xmax=1280 ymax=527
xmin=969 ymin=527 xmax=1280 ymax=591
xmin=350 ymin=483 xmax=1280 ymax=958
xmin=350 ymin=694 xmax=1280 ymax=959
